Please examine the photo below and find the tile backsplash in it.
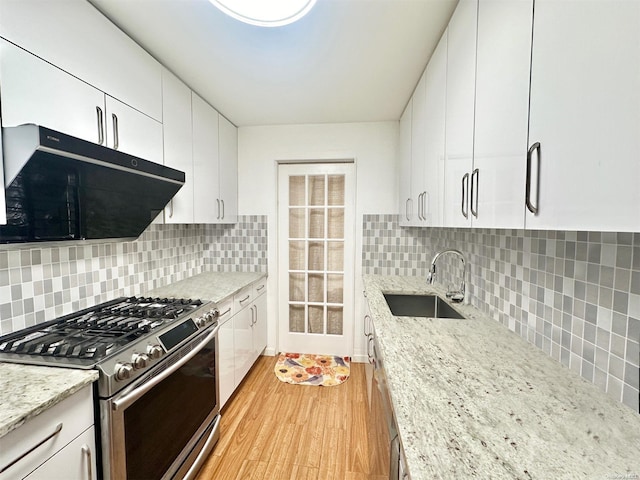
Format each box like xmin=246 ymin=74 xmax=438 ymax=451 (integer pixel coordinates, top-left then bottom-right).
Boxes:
xmin=363 ymin=214 xmax=640 ymax=412
xmin=0 ymin=216 xmax=267 ymax=335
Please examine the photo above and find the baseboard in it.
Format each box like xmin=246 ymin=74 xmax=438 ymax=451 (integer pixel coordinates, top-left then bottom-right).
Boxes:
xmin=351 ymin=354 xmax=367 ymax=364
xmin=262 ymin=347 xmax=277 ymax=357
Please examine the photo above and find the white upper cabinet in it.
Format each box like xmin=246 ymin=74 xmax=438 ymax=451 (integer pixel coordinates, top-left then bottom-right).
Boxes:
xmin=398 ymin=99 xmax=413 ymax=226
xmin=192 ymin=92 xmax=220 ymax=224
xmin=442 ymin=0 xmax=477 ymax=228
xmin=218 ymin=115 xmax=239 ymax=224
xmin=162 ymin=68 xmax=195 ymax=224
xmin=410 ymin=71 xmax=428 ymax=227
xmin=0 ymin=0 xmax=162 ymax=122
xmin=422 ymin=31 xmax=447 ymax=228
xmin=0 ymin=39 xmax=105 ymax=145
xmin=473 ymin=0 xmax=533 ymax=228
xmin=526 ymin=0 xmax=640 ymax=232
xmin=104 ymin=95 xmax=163 ymax=163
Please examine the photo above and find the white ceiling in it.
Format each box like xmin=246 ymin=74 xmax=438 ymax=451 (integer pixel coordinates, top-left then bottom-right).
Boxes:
xmin=88 ymin=0 xmax=458 ymax=127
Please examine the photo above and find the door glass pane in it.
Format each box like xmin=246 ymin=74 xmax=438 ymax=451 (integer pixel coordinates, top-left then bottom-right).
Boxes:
xmin=289 ymin=241 xmax=305 ymax=270
xmin=289 ymin=208 xmax=305 ymax=238
xmin=308 ymin=274 xmax=324 ymax=303
xmin=308 ymin=306 xmax=324 ymax=334
xmin=289 ymin=305 xmax=305 ymax=333
xmin=308 ymin=241 xmax=324 ymax=270
xmin=327 ymin=209 xmax=344 ymax=239
xmin=289 ymin=273 xmax=305 ymax=302
xmin=328 ymin=175 xmax=345 ymax=206
xmin=327 ymin=274 xmax=343 ymax=304
xmin=309 ymin=209 xmax=324 ymax=238
xmin=308 ymin=175 xmax=325 ymax=206
xmin=327 ymin=242 xmax=343 ymax=271
xmin=289 ymin=176 xmax=306 ymax=206
xmin=327 ymin=307 xmax=343 ymax=335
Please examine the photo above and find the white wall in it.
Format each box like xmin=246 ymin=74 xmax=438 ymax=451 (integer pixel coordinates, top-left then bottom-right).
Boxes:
xmin=238 ymin=121 xmax=399 ymax=360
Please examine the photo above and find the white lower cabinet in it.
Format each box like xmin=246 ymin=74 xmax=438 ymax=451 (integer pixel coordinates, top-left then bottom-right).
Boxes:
xmin=218 ymin=277 xmax=268 ymax=410
xmin=0 ymin=385 xmax=95 ymax=480
xmin=217 ymin=297 xmax=235 ymax=409
xmin=23 ymin=427 xmax=96 ymax=480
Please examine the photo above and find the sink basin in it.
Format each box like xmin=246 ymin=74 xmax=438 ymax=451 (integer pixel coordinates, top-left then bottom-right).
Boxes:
xmin=383 ymin=294 xmax=465 ymax=319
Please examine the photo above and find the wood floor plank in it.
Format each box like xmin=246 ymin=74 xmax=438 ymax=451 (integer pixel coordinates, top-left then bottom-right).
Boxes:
xmin=195 ymin=356 xmax=371 ymax=480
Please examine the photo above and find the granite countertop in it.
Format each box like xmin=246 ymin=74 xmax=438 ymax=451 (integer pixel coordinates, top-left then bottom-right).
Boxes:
xmin=363 ymin=275 xmax=640 ymax=480
xmin=149 ymin=271 xmax=266 ymax=303
xmin=0 ymin=363 xmax=98 ymax=438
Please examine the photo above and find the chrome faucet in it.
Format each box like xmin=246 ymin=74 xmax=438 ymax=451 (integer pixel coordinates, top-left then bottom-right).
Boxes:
xmin=426 ymin=249 xmax=466 ymax=303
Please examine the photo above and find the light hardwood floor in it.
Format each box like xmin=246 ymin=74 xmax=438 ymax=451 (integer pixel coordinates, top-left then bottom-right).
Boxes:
xmin=195 ymin=355 xmax=373 ymax=480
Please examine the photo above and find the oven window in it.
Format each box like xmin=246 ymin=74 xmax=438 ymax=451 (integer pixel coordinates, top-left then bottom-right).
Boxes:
xmin=124 ymin=341 xmax=217 ymax=480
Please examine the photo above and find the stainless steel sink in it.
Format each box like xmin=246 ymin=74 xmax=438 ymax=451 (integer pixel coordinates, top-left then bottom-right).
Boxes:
xmin=383 ymin=293 xmax=465 ymax=319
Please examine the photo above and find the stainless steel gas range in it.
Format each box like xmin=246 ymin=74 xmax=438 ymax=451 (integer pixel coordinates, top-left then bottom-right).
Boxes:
xmin=0 ymin=296 xmax=221 ymax=480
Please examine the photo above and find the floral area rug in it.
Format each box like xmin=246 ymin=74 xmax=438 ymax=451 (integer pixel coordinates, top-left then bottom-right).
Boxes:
xmin=274 ymin=353 xmax=350 ymax=386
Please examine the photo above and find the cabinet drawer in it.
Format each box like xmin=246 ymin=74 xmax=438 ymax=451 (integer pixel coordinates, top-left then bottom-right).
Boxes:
xmin=253 ymin=278 xmax=267 ymax=298
xmin=0 ymin=385 xmax=94 ymax=480
xmin=217 ymin=297 xmax=234 ymax=326
xmin=233 ymin=286 xmax=254 ymax=313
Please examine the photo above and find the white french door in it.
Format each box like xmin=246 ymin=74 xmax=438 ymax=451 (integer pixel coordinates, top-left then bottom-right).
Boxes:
xmin=277 ymin=162 xmax=355 ymax=356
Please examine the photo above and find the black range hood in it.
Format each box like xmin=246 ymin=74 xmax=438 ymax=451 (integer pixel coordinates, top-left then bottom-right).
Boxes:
xmin=0 ymin=124 xmax=185 ymax=244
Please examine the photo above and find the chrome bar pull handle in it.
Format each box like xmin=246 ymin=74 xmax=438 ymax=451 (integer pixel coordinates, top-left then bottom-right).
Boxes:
xmin=168 ymin=199 xmax=174 ymax=219
xmin=526 ymin=142 xmax=541 ymax=214
xmin=216 ymin=199 xmax=220 ymax=220
xmin=461 ymin=173 xmax=469 ymax=219
xmin=81 ymin=444 xmax=93 ymax=480
xmin=221 ymin=199 xmax=225 ymax=219
xmin=364 ymin=314 xmax=371 ymax=336
xmin=471 ymin=168 xmax=479 ymax=218
xmin=112 ymin=113 xmax=119 ymax=150
xmin=405 ymin=198 xmax=410 ymax=221
xmin=423 ymin=191 xmax=429 ymax=221
xmin=96 ymin=107 xmax=104 ymax=145
xmin=0 ymin=423 xmax=63 ymax=474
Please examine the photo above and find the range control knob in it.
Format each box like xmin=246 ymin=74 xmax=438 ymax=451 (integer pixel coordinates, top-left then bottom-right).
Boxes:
xmin=147 ymin=344 xmax=164 ymax=359
xmin=195 ymin=315 xmax=207 ymax=328
xmin=114 ymin=362 xmax=134 ymax=381
xmin=131 ymin=353 xmax=149 ymax=369
xmin=205 ymin=311 xmax=215 ymax=322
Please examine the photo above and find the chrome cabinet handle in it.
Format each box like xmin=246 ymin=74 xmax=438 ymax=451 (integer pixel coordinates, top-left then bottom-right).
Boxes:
xmin=256 ymin=284 xmax=265 ymax=292
xmin=363 ymin=314 xmax=371 ymax=336
xmin=168 ymin=199 xmax=174 ymax=219
xmin=461 ymin=173 xmax=469 ymax=219
xmin=423 ymin=191 xmax=429 ymax=221
xmin=471 ymin=168 xmax=479 ymax=218
xmin=526 ymin=142 xmax=540 ymax=214
xmin=239 ymin=294 xmax=250 ymax=304
xmin=367 ymin=335 xmax=374 ymax=363
xmin=96 ymin=107 xmax=104 ymax=145
xmin=216 ymin=199 xmax=220 ymax=220
xmin=221 ymin=199 xmax=225 ymax=219
xmin=250 ymin=305 xmax=255 ymax=326
xmin=112 ymin=113 xmax=119 ymax=150
xmin=219 ymin=307 xmax=232 ymax=317
xmin=416 ymin=193 xmax=422 ymax=221
xmin=405 ymin=198 xmax=411 ymax=221
xmin=81 ymin=444 xmax=93 ymax=480
xmin=0 ymin=423 xmax=63 ymax=474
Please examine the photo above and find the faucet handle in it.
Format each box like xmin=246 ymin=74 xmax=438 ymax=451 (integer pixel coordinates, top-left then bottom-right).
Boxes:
xmin=446 ymin=291 xmax=464 ymax=303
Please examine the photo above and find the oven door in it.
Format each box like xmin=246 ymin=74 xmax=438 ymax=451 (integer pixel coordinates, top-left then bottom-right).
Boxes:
xmin=101 ymin=325 xmax=220 ymax=480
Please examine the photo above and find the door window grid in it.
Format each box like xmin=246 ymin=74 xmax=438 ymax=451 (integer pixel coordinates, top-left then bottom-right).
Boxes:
xmin=288 ymin=174 xmax=345 ymax=335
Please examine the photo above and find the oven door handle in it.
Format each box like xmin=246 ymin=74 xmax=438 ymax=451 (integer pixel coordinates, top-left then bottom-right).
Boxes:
xmin=112 ymin=325 xmax=219 ymax=412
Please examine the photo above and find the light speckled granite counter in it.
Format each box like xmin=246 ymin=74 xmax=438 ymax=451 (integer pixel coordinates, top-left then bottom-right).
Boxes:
xmin=364 ymin=275 xmax=640 ymax=480
xmin=0 ymin=363 xmax=97 ymax=438
xmin=149 ymin=272 xmax=266 ymax=303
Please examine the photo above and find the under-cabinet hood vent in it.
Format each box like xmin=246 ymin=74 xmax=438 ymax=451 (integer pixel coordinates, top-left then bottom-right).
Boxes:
xmin=0 ymin=124 xmax=185 ymax=244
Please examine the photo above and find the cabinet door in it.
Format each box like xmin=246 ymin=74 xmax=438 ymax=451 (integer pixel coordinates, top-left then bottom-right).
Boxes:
xmin=443 ymin=0 xmax=477 ymax=227
xmin=218 ymin=114 xmax=238 ymax=224
xmin=104 ymin=95 xmax=163 ymax=164
xmin=410 ymin=72 xmax=427 ymax=227
xmin=23 ymin=427 xmax=96 ymax=480
xmin=233 ymin=305 xmax=254 ymax=387
xmin=398 ymin=99 xmax=413 ymax=227
xmin=0 ymin=39 xmax=105 ymax=145
xmin=473 ymin=0 xmax=532 ymax=229
xmin=526 ymin=0 xmax=640 ymax=231
xmin=162 ymin=69 xmax=194 ymax=224
xmin=218 ymin=299 xmax=235 ymax=409
xmin=0 ymin=0 xmax=162 ymax=121
xmin=192 ymin=93 xmax=220 ymax=223
xmin=252 ymin=291 xmax=267 ymax=361
xmin=422 ymin=32 xmax=447 ymax=228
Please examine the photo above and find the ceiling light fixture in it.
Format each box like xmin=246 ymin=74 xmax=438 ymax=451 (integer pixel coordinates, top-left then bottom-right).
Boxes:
xmin=209 ymin=0 xmax=317 ymax=27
